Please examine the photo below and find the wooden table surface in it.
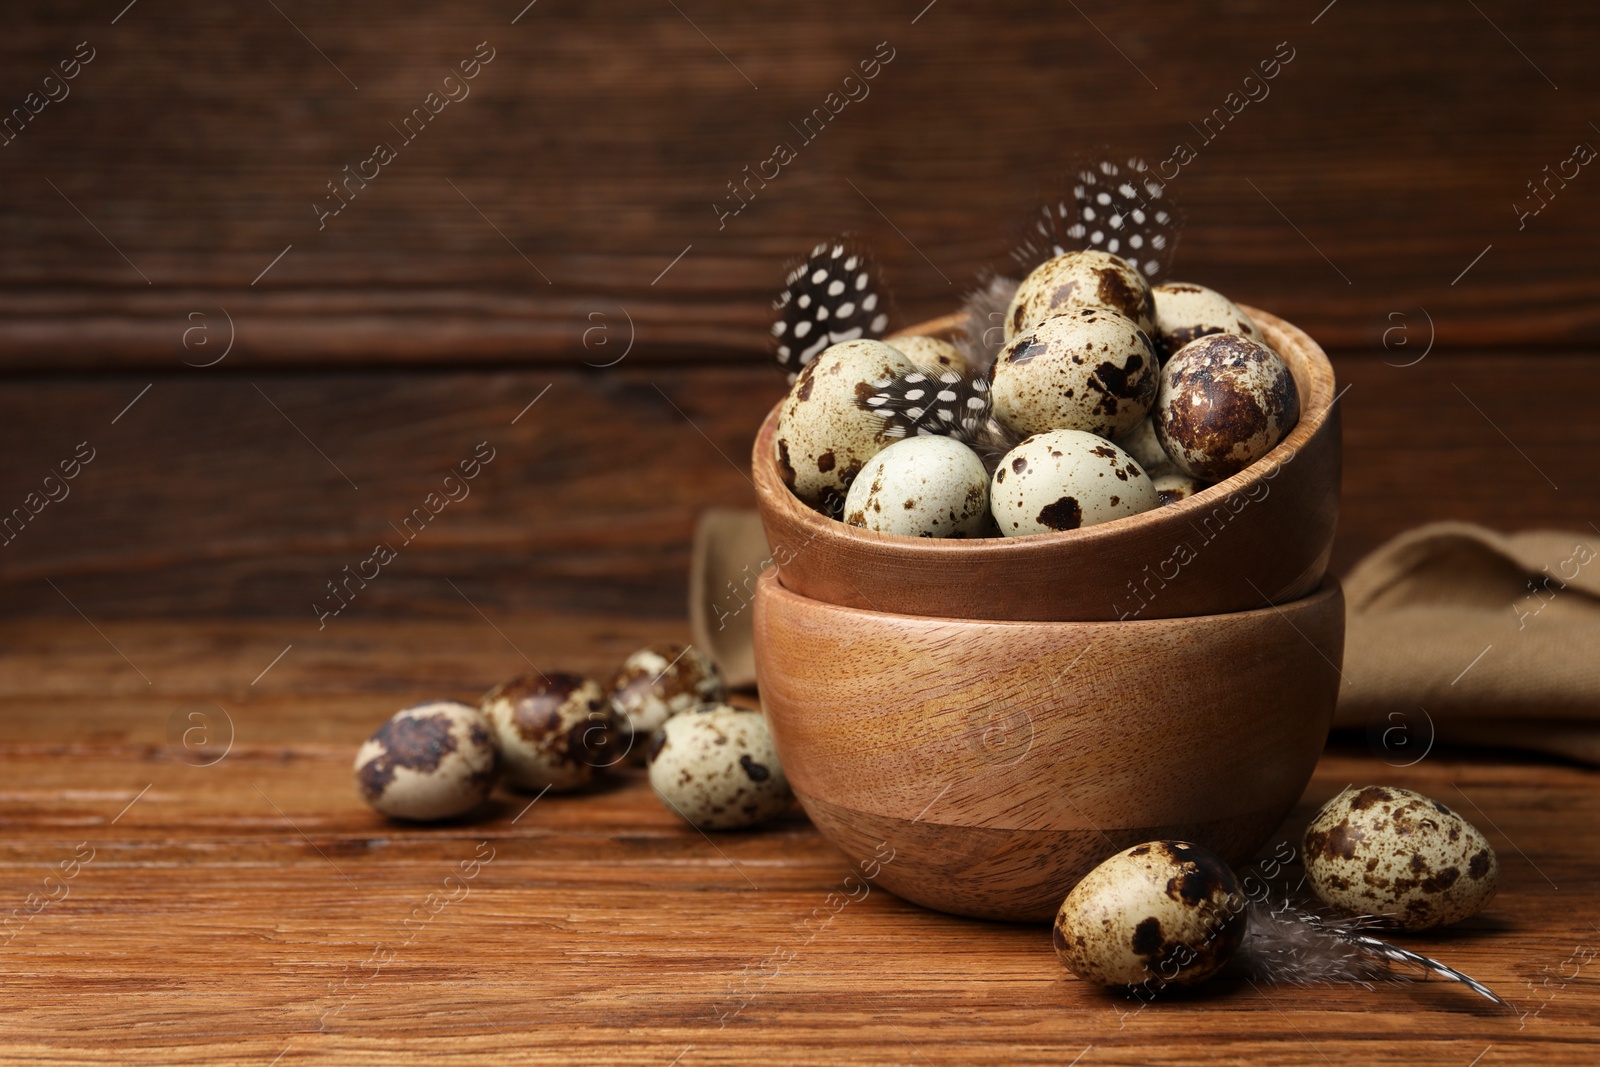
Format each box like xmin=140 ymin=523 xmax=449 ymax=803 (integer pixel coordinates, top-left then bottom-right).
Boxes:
xmin=3 ymin=618 xmax=1596 ymax=1066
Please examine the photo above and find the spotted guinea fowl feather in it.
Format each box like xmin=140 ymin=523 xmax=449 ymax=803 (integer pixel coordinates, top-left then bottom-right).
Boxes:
xmin=1236 ymin=903 xmax=1506 ymax=1007
xmin=859 ymin=369 xmax=991 ymax=443
xmin=1009 ymin=155 xmax=1184 ymax=284
xmin=772 ymin=237 xmax=891 ymax=379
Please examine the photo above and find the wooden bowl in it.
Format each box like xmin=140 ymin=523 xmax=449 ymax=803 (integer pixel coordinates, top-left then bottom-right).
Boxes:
xmin=754 ymin=572 xmax=1345 ymax=921
xmin=751 ymin=306 xmax=1339 ymax=621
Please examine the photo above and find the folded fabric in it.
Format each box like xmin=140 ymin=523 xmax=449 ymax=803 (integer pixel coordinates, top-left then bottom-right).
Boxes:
xmin=691 ymin=513 xmax=1600 ymax=764
xmin=1335 ymin=521 xmax=1600 ymax=765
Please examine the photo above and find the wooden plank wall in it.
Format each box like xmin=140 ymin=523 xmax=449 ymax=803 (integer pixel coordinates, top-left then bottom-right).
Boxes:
xmin=1 ymin=0 xmax=1596 ymax=619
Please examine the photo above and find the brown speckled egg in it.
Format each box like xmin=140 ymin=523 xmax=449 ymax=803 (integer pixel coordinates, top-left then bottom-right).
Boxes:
xmin=888 ymin=335 xmax=972 ymax=378
xmin=1303 ymin=786 xmax=1499 ymax=931
xmin=482 ymin=673 xmax=618 ymax=792
xmin=610 ymin=644 xmax=724 ymax=765
xmin=1154 ymin=334 xmax=1299 ymax=482
xmin=354 ymin=701 xmax=498 ymax=821
xmin=843 ymin=435 xmax=989 ymax=538
xmin=1004 ymin=250 xmax=1155 ymax=342
xmin=1152 ymin=471 xmax=1205 ymax=506
xmin=991 ymin=430 xmax=1156 ymax=536
xmin=991 ymin=306 xmax=1157 ymax=439
xmin=1151 ymin=282 xmax=1264 ymax=360
xmin=1054 ymin=841 xmax=1246 ymax=989
xmin=647 ymin=704 xmax=792 ymax=830
xmin=773 ymin=339 xmax=916 ymax=514
xmin=1113 ymin=415 xmax=1174 ymax=477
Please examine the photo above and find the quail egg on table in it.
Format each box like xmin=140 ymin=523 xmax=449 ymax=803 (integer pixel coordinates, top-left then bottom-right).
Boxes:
xmin=610 ymin=643 xmax=724 ymax=764
xmin=990 ymin=430 xmax=1157 ymax=536
xmin=481 ymin=673 xmax=618 ymax=792
xmin=1054 ymin=840 xmax=1246 ymax=989
xmin=773 ymin=339 xmax=916 ymax=513
xmin=887 ymin=334 xmax=972 ymax=378
xmin=1303 ymin=786 xmax=1500 ymax=931
xmin=1154 ymin=334 xmax=1300 ymax=482
xmin=991 ymin=306 xmax=1158 ymax=439
xmin=843 ymin=435 xmax=990 ymax=538
xmin=1151 ymin=281 xmax=1264 ymax=360
xmin=1004 ymin=250 xmax=1156 ymax=341
xmin=647 ymin=704 xmax=792 ymax=830
xmin=354 ymin=700 xmax=498 ymax=821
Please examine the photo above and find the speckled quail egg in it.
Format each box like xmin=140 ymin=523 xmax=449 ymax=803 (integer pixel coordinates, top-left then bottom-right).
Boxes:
xmin=991 ymin=430 xmax=1157 ymax=536
xmin=610 ymin=644 xmax=725 ymax=765
xmin=354 ymin=701 xmax=498 ymax=821
xmin=1054 ymin=841 xmax=1246 ymax=989
xmin=1004 ymin=250 xmax=1156 ymax=342
xmin=1303 ymin=786 xmax=1499 ymax=931
xmin=1154 ymin=334 xmax=1300 ymax=482
xmin=1114 ymin=415 xmax=1174 ymax=476
xmin=888 ymin=335 xmax=972 ymax=377
xmin=773 ymin=339 xmax=916 ymax=514
xmin=1152 ymin=471 xmax=1205 ymax=506
xmin=481 ymin=673 xmax=619 ymax=792
xmin=991 ymin=306 xmax=1158 ymax=439
xmin=647 ymin=704 xmax=792 ymax=830
xmin=842 ymin=435 xmax=989 ymax=538
xmin=1151 ymin=281 xmax=1265 ymax=360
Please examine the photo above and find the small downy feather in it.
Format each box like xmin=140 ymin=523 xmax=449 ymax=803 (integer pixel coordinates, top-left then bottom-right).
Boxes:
xmin=955 ymin=275 xmax=1020 ymax=378
xmin=1009 ymin=155 xmax=1184 ymax=283
xmin=772 ymin=237 xmax=891 ymax=379
xmin=1235 ymin=903 xmax=1506 ymax=1007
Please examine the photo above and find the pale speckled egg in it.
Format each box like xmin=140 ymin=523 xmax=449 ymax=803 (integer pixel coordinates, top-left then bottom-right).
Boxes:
xmin=1152 ymin=471 xmax=1205 ymax=506
xmin=610 ymin=644 xmax=725 ymax=765
xmin=773 ymin=339 xmax=916 ymax=514
xmin=1004 ymin=250 xmax=1155 ymax=342
xmin=1114 ymin=415 xmax=1174 ymax=476
xmin=354 ymin=701 xmax=498 ymax=821
xmin=1154 ymin=334 xmax=1299 ymax=482
xmin=990 ymin=430 xmax=1156 ymax=536
xmin=482 ymin=673 xmax=619 ymax=792
xmin=888 ymin=334 xmax=972 ymax=377
xmin=843 ymin=435 xmax=989 ymax=538
xmin=1303 ymin=786 xmax=1499 ymax=931
xmin=991 ymin=306 xmax=1157 ymax=439
xmin=1053 ymin=841 xmax=1246 ymax=989
xmin=1151 ymin=281 xmax=1264 ymax=360
xmin=647 ymin=704 xmax=792 ymax=830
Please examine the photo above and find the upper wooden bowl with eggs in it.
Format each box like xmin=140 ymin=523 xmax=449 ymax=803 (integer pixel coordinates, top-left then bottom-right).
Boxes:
xmin=751 ymin=305 xmax=1338 ymax=621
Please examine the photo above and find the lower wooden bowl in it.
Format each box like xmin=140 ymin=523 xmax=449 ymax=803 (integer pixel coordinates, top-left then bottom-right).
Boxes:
xmin=753 ymin=572 xmax=1344 ymax=922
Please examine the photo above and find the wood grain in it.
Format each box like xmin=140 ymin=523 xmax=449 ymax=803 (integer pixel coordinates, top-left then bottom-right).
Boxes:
xmin=2 ymin=1 xmax=1600 ymax=367
xmin=0 ymin=352 xmax=1593 ymax=620
xmin=1 ymin=617 xmax=1596 ymax=1064
xmin=752 ymin=575 xmax=1343 ymax=920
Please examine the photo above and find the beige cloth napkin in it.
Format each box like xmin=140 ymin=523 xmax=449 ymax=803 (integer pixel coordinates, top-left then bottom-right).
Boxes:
xmin=691 ymin=513 xmax=1600 ymax=764
xmin=1335 ymin=521 xmax=1600 ymax=765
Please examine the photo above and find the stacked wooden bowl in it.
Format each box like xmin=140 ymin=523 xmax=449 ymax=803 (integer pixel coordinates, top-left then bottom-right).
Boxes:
xmin=751 ymin=307 xmax=1345 ymax=922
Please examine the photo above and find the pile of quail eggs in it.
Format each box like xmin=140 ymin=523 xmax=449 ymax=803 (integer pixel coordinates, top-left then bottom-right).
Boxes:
xmin=1053 ymin=785 xmax=1500 ymax=994
xmin=352 ymin=643 xmax=792 ymax=831
xmin=773 ymin=249 xmax=1300 ymax=537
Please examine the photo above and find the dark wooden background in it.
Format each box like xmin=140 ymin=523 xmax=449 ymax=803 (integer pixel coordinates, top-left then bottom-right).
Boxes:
xmin=1 ymin=0 xmax=1597 ymax=621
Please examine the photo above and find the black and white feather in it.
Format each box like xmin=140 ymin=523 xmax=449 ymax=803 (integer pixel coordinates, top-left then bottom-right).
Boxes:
xmin=1009 ymin=156 xmax=1183 ymax=283
xmin=1235 ymin=903 xmax=1506 ymax=1007
xmin=772 ymin=238 xmax=891 ymax=379
xmin=956 ymin=274 xmax=1021 ymax=377
xmin=859 ymin=369 xmax=991 ymax=442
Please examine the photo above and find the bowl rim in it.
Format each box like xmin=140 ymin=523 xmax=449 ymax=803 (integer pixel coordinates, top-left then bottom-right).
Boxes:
xmin=752 ymin=303 xmax=1335 ymax=551
xmin=758 ymin=566 xmax=1343 ymax=628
